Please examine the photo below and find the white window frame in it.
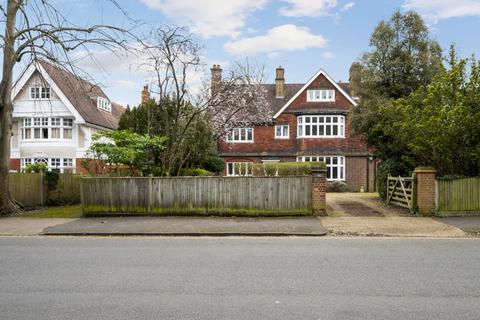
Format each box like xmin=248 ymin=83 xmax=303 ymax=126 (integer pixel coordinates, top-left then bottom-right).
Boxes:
xmin=297 ymin=155 xmax=345 ymax=181
xmin=21 ymin=157 xmax=76 ymax=173
xmin=275 ymin=124 xmax=289 ymax=139
xmin=226 ymin=162 xmax=253 ymax=176
xmin=21 ymin=117 xmax=74 ymax=140
xmin=297 ymin=115 xmax=345 ymax=138
xmin=97 ymin=97 xmax=112 ymax=112
xmin=30 ymin=85 xmax=51 ymax=100
xmin=307 ymin=89 xmax=335 ymax=102
xmin=226 ymin=128 xmax=254 ymax=143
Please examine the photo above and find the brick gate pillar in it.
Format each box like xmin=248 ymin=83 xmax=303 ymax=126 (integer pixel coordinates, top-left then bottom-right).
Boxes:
xmin=414 ymin=167 xmax=436 ymax=216
xmin=311 ymin=165 xmax=327 ymax=216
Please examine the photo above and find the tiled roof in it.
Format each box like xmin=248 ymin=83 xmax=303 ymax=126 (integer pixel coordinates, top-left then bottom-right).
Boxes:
xmin=39 ymin=60 xmax=124 ymax=130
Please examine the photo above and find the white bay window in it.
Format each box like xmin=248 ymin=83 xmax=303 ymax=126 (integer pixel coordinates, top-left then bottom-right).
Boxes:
xmin=297 ymin=156 xmax=345 ymax=181
xmin=226 ymin=162 xmax=253 ymax=176
xmin=22 ymin=117 xmax=74 ymax=140
xmin=297 ymin=115 xmax=344 ymax=138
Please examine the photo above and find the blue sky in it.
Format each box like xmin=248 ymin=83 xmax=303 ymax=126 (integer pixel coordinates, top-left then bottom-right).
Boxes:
xmin=30 ymin=0 xmax=480 ymax=106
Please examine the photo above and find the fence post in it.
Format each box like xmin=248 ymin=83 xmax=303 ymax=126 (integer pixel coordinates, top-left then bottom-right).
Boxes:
xmin=311 ymin=165 xmax=327 ymax=216
xmin=414 ymin=167 xmax=436 ymax=216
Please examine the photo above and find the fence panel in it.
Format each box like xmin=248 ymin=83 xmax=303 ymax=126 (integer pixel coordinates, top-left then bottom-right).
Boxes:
xmin=437 ymin=178 xmax=480 ymax=214
xmin=81 ymin=176 xmax=313 ymax=216
xmin=8 ymin=173 xmax=45 ymax=207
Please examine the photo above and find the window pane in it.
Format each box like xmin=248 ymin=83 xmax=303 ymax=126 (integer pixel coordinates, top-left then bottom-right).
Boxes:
xmin=312 ymin=126 xmax=317 ymax=136
xmin=332 ymin=167 xmax=338 ymax=179
xmin=333 ymin=126 xmax=338 ymax=136
xmin=42 ymin=128 xmax=48 ymax=139
xmin=34 ymin=128 xmax=41 ymax=139
xmin=326 ymin=126 xmax=331 ymax=135
xmin=305 ymin=126 xmax=311 ymax=136
xmin=64 ymin=119 xmax=73 ymax=127
xmin=51 ymin=128 xmax=60 ymax=139
xmin=64 ymin=129 xmax=72 ymax=139
xmin=247 ymin=129 xmax=253 ymax=141
xmin=283 ymin=126 xmax=288 ymax=136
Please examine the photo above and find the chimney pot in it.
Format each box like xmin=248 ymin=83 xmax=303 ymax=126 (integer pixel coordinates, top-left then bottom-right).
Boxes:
xmin=211 ymin=64 xmax=222 ymax=94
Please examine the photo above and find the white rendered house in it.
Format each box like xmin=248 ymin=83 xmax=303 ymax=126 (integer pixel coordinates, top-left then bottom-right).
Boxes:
xmin=9 ymin=60 xmax=124 ymax=173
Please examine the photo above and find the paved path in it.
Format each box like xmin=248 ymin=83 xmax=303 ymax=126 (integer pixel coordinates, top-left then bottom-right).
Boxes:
xmin=0 ymin=237 xmax=479 ymax=320
xmin=0 ymin=218 xmax=76 ymax=236
xmin=436 ymin=216 xmax=480 ymax=234
xmin=321 ymin=216 xmax=465 ymax=237
xmin=42 ymin=216 xmax=327 ymax=236
xmin=327 ymin=192 xmax=406 ymax=217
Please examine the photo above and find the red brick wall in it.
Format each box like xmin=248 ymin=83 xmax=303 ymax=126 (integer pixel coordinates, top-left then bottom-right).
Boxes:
xmin=9 ymin=159 xmax=20 ymax=172
xmin=76 ymin=158 xmax=88 ymax=175
xmin=414 ymin=167 xmax=436 ymax=216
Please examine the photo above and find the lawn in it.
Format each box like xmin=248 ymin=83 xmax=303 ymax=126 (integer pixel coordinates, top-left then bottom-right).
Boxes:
xmin=21 ymin=205 xmax=83 ymax=218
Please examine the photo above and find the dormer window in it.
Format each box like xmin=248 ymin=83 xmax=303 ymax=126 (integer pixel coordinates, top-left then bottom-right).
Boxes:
xmin=30 ymin=85 xmax=50 ymax=99
xmin=307 ymin=89 xmax=335 ymax=102
xmin=97 ymin=97 xmax=111 ymax=112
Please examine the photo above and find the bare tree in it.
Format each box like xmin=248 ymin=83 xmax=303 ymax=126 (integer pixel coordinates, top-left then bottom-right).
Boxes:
xmin=142 ymin=26 xmax=271 ymax=176
xmin=0 ymin=0 xmax=134 ymax=215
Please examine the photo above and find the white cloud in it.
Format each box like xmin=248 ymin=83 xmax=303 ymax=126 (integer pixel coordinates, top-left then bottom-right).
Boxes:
xmin=341 ymin=2 xmax=355 ymax=12
xmin=322 ymin=51 xmax=335 ymax=59
xmin=279 ymin=0 xmax=337 ymax=17
xmin=109 ymin=80 xmax=136 ymax=89
xmin=224 ymin=24 xmax=327 ymax=56
xmin=403 ymin=0 xmax=480 ymax=21
xmin=139 ymin=0 xmax=268 ymax=38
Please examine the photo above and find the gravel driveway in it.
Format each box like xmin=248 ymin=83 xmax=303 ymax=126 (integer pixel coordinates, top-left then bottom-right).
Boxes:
xmin=327 ymin=193 xmax=407 ymax=217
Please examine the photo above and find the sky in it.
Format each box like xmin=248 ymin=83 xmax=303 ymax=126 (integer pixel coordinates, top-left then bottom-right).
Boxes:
xmin=17 ymin=0 xmax=480 ymax=106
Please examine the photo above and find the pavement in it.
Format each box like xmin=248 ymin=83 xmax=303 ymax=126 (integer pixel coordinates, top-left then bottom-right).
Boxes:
xmin=435 ymin=216 xmax=480 ymax=235
xmin=41 ymin=216 xmax=327 ymax=236
xmin=1 ymin=237 xmax=479 ymax=320
xmin=0 ymin=218 xmax=76 ymax=236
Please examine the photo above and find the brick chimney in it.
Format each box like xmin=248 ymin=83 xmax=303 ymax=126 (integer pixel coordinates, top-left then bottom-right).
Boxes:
xmin=275 ymin=66 xmax=285 ymax=99
xmin=141 ymin=85 xmax=150 ymax=104
xmin=211 ymin=64 xmax=222 ymax=94
xmin=348 ymin=62 xmax=361 ymax=98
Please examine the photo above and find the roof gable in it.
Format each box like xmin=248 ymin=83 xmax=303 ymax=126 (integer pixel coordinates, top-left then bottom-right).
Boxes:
xmin=272 ymin=68 xmax=357 ymax=119
xmin=12 ymin=60 xmax=124 ymax=130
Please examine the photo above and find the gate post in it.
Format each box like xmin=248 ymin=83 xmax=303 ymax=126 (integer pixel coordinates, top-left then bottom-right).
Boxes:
xmin=414 ymin=167 xmax=436 ymax=216
xmin=311 ymin=165 xmax=327 ymax=216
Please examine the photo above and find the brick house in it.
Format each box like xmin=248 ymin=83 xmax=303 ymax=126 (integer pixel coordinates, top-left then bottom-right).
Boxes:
xmin=9 ymin=60 xmax=124 ymax=173
xmin=216 ymin=65 xmax=376 ymax=191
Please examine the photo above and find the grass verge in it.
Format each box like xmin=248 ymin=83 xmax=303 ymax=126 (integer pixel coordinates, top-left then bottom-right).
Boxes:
xmin=21 ymin=205 xmax=83 ymax=218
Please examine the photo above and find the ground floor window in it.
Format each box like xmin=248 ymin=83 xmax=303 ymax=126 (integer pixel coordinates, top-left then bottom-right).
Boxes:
xmin=297 ymin=156 xmax=345 ymax=181
xmin=21 ymin=157 xmax=76 ymax=173
xmin=226 ymin=162 xmax=253 ymax=176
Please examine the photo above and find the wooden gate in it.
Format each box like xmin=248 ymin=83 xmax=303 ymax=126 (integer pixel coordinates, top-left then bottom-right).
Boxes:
xmin=387 ymin=175 xmax=416 ymax=212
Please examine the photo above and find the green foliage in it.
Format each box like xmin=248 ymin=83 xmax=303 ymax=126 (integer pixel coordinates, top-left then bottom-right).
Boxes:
xmin=85 ymin=130 xmax=167 ymax=176
xmin=376 ymin=159 xmax=412 ymax=199
xmin=45 ymin=171 xmax=60 ymax=191
xmin=178 ymin=168 xmax=214 ymax=176
xmin=252 ymin=162 xmax=320 ymax=176
xmin=24 ymin=162 xmax=48 ymax=173
xmin=350 ymin=10 xmax=443 ymax=163
xmin=118 ymin=98 xmax=222 ymax=175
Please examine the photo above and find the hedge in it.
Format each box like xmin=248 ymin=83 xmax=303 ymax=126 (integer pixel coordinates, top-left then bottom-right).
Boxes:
xmin=252 ymin=162 xmax=325 ymax=177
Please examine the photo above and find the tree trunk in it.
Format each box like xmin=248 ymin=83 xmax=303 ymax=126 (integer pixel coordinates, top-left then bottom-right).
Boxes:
xmin=0 ymin=0 xmax=21 ymax=215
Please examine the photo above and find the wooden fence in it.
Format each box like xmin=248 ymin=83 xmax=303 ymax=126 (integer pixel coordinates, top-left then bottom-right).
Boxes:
xmin=387 ymin=175 xmax=416 ymax=212
xmin=9 ymin=173 xmax=81 ymax=207
xmin=81 ymin=176 xmax=313 ymax=216
xmin=436 ymin=178 xmax=480 ymax=215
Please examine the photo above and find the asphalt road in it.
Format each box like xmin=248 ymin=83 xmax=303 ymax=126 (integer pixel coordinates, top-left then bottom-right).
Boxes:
xmin=0 ymin=237 xmax=479 ymax=320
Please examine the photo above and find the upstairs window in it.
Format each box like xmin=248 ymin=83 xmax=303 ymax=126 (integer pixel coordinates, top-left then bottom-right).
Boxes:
xmin=226 ymin=128 xmax=254 ymax=143
xmin=30 ymin=85 xmax=51 ymax=99
xmin=97 ymin=97 xmax=111 ymax=112
xmin=307 ymin=89 xmax=335 ymax=102
xmin=297 ymin=115 xmax=344 ymax=138
xmin=275 ymin=125 xmax=289 ymax=139
xmin=22 ymin=117 xmax=74 ymax=140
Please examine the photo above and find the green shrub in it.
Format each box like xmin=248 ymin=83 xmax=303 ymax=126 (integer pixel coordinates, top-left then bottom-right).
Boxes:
xmin=252 ymin=162 xmax=323 ymax=176
xmin=178 ymin=168 xmax=214 ymax=176
xmin=376 ymin=159 xmax=411 ymax=199
xmin=203 ymin=154 xmax=225 ymax=173
xmin=24 ymin=162 xmax=48 ymax=173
